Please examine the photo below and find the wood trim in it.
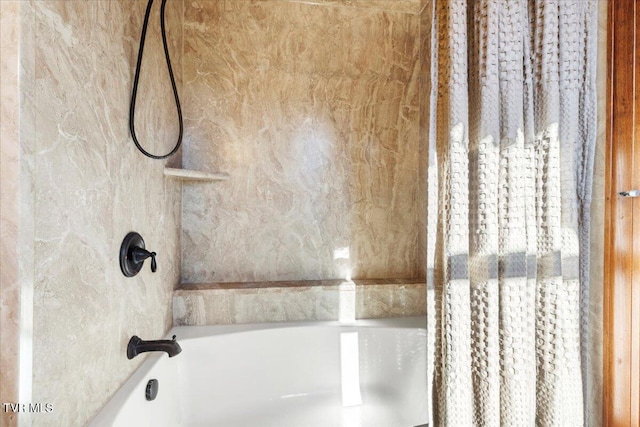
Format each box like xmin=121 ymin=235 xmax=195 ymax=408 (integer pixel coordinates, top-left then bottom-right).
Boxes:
xmin=633 ymin=2 xmax=640 ymax=420
xmin=604 ymin=0 xmax=640 ymax=425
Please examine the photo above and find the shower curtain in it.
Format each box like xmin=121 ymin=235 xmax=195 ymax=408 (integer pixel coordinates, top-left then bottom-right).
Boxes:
xmin=427 ymin=0 xmax=598 ymax=425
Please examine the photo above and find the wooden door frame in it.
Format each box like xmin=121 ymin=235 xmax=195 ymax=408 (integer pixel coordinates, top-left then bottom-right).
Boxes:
xmin=603 ymin=0 xmax=640 ymax=425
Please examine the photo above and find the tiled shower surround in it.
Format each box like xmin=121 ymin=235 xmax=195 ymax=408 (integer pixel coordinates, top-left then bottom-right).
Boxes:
xmin=0 ymin=0 xmax=606 ymax=426
xmin=2 ymin=1 xmax=429 ymax=425
xmin=181 ymin=0 xmax=430 ymax=283
xmin=1 ymin=3 xmax=22 ymax=427
xmin=1 ymin=1 xmax=183 ymax=426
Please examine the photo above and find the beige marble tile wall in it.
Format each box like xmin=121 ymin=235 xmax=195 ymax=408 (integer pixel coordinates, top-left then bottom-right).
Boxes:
xmin=287 ymin=0 xmax=426 ymax=14
xmin=1 ymin=3 xmax=23 ymax=426
xmin=2 ymin=1 xmax=184 ymax=425
xmin=181 ymin=0 xmax=427 ymax=284
xmin=174 ymin=280 xmax=426 ymax=326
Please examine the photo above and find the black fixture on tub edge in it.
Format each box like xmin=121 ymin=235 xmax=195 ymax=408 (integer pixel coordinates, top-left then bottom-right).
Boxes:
xmin=127 ymin=335 xmax=182 ymax=359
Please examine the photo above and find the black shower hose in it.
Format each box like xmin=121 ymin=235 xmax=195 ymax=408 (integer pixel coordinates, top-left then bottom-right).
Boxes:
xmin=129 ymin=0 xmax=183 ymax=159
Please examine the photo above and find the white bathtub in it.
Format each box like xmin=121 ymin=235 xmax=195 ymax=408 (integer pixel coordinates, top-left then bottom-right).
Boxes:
xmin=89 ymin=317 xmax=428 ymax=427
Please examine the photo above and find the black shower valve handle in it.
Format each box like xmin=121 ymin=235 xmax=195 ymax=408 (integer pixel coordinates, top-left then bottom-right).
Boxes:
xmin=131 ymin=246 xmax=157 ymax=273
xmin=150 ymin=252 xmax=157 ymax=273
xmin=120 ymin=232 xmax=158 ymax=277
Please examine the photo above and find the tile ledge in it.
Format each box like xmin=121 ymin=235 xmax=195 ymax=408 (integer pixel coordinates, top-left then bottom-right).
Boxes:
xmin=176 ymin=278 xmax=426 ymax=291
xmin=164 ymin=167 xmax=229 ymax=182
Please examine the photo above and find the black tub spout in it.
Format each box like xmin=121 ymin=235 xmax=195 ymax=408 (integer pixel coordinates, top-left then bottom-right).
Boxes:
xmin=127 ymin=335 xmax=182 ymax=359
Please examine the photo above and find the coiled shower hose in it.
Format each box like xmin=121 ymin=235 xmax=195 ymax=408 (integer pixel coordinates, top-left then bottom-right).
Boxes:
xmin=129 ymin=0 xmax=183 ymax=159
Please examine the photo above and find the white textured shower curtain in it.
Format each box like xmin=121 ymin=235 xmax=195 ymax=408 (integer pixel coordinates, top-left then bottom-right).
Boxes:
xmin=427 ymin=0 xmax=598 ymax=426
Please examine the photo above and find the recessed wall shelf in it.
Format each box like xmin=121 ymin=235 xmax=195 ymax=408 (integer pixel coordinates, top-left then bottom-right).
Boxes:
xmin=164 ymin=167 xmax=229 ymax=182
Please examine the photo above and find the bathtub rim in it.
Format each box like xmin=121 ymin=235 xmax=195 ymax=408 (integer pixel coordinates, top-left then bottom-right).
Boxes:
xmin=169 ymin=315 xmax=426 ymax=341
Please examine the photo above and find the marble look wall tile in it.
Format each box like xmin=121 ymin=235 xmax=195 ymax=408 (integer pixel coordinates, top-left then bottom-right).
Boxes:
xmin=174 ymin=284 xmax=341 ymax=325
xmin=182 ymin=0 xmax=424 ymax=283
xmin=1 ymin=3 xmax=22 ymax=426
xmin=0 ymin=0 xmax=19 ymax=404
xmin=285 ymin=0 xmax=427 ymax=15
xmin=17 ymin=1 xmax=184 ymax=426
xmin=356 ymin=282 xmax=426 ymax=318
xmin=179 ymin=279 xmax=345 ymax=290
xmin=233 ymin=287 xmax=341 ymax=323
xmin=173 ymin=280 xmax=425 ymax=326
xmin=174 ymin=289 xmax=234 ymax=325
